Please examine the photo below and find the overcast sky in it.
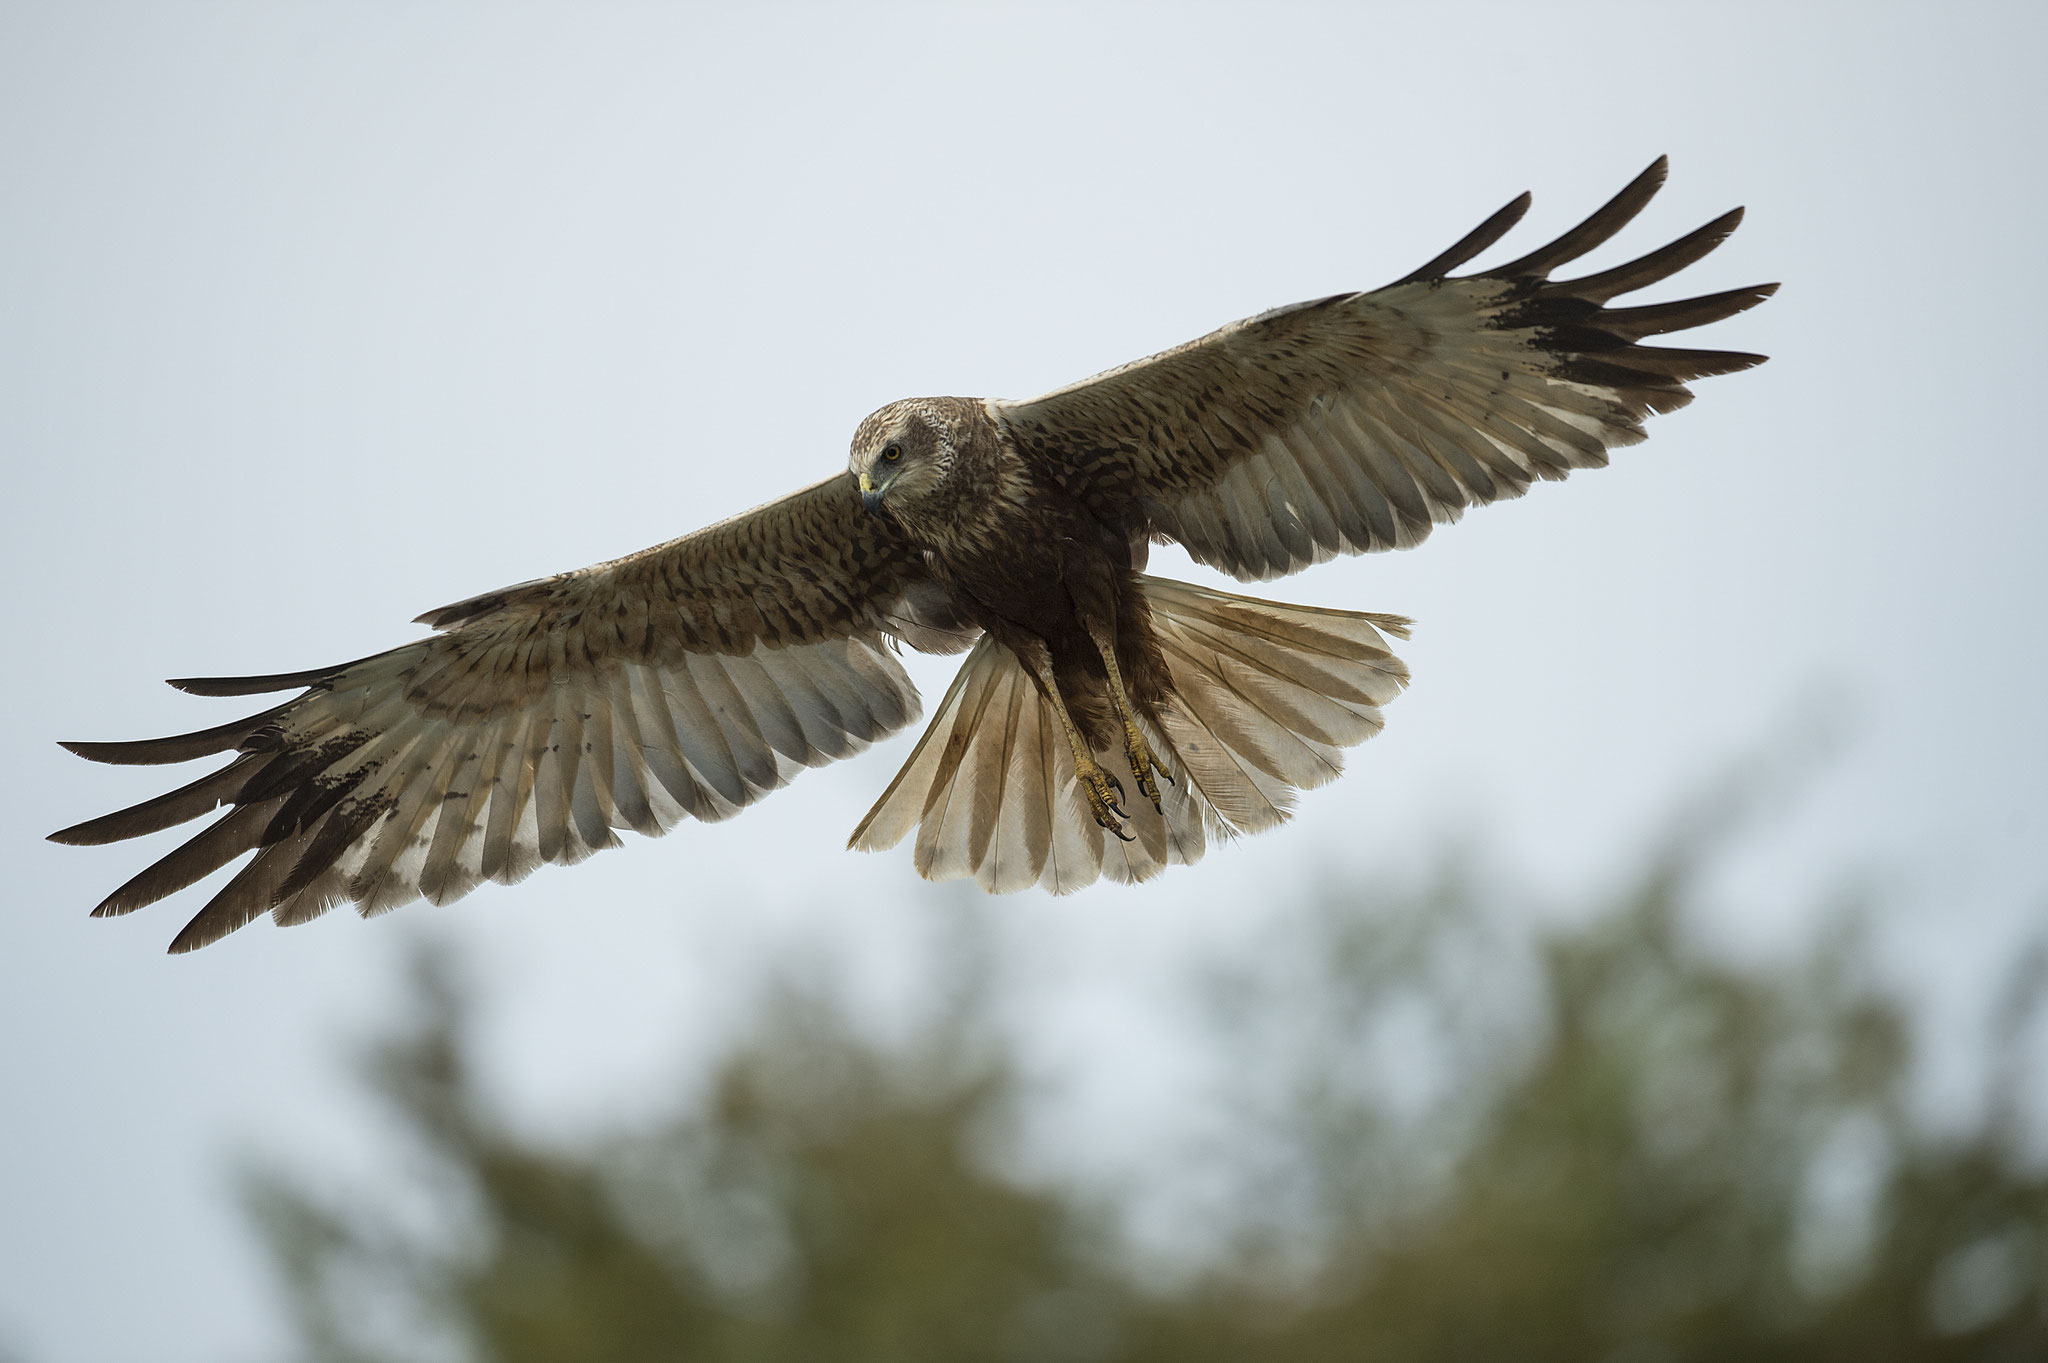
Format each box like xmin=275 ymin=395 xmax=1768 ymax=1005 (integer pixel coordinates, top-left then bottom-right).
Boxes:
xmin=3 ymin=4 xmax=2044 ymax=1360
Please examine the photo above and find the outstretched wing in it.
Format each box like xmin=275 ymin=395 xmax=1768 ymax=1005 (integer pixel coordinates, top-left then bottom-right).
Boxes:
xmin=52 ymin=475 xmax=976 ymax=952
xmin=998 ymin=157 xmax=1775 ymax=581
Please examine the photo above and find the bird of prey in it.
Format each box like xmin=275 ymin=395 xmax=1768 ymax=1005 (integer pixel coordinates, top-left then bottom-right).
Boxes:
xmin=54 ymin=157 xmax=1772 ymax=952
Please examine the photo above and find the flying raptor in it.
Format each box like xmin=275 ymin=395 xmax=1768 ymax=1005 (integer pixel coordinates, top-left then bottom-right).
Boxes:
xmin=54 ymin=157 xmax=1773 ymax=952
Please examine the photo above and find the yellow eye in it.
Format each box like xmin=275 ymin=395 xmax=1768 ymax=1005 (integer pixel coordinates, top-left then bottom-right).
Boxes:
xmin=882 ymin=445 xmax=902 ymax=462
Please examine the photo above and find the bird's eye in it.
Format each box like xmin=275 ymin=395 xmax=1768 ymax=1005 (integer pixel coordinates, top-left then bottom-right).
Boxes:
xmin=882 ymin=444 xmax=902 ymax=462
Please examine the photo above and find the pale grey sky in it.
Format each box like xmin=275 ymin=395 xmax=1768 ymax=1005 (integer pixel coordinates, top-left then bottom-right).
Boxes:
xmin=3 ymin=4 xmax=2044 ymax=1360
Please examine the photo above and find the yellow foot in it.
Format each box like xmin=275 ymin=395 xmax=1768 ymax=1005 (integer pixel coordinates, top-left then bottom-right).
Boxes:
xmin=1121 ymin=718 xmax=1171 ymax=816
xmin=1077 ymin=759 xmax=1135 ymax=842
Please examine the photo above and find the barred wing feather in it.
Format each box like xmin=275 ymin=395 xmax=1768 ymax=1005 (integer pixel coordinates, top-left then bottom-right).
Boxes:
xmin=52 ymin=476 xmax=962 ymax=952
xmin=999 ymin=156 xmax=1775 ymax=581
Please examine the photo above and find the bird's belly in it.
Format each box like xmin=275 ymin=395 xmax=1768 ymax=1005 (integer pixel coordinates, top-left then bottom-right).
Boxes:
xmin=931 ymin=540 xmax=1094 ymax=644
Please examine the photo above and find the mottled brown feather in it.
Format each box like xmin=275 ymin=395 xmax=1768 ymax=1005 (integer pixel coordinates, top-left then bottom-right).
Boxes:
xmin=57 ymin=476 xmax=956 ymax=950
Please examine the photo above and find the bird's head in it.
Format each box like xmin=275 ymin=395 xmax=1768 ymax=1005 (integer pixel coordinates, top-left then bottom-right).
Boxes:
xmin=847 ymin=398 xmax=972 ymax=522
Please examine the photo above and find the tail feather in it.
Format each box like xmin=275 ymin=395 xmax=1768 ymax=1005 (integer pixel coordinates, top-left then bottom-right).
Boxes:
xmin=848 ymin=575 xmax=1409 ymax=893
xmin=917 ymin=654 xmax=1018 ymax=883
xmin=985 ymin=674 xmax=1052 ymax=893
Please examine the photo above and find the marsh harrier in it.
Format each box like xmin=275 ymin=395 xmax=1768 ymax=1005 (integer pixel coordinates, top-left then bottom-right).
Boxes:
xmin=54 ymin=157 xmax=1772 ymax=950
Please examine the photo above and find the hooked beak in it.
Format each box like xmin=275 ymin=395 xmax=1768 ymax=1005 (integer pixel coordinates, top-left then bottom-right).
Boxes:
xmin=858 ymin=472 xmax=886 ymax=517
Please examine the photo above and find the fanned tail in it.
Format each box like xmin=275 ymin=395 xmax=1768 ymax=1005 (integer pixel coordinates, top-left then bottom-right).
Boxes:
xmin=848 ymin=574 xmax=1409 ymax=893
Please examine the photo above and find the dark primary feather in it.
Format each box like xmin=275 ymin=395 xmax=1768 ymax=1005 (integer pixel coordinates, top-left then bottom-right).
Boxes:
xmin=55 ymin=704 xmax=292 ymax=767
xmin=167 ymin=655 xmax=377 ymax=698
xmin=1483 ymin=156 xmax=1669 ymax=279
xmin=1392 ymin=190 xmax=1532 ymax=284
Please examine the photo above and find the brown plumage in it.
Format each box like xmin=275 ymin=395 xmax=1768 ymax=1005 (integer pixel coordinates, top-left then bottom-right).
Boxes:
xmin=54 ymin=157 xmax=1773 ymax=950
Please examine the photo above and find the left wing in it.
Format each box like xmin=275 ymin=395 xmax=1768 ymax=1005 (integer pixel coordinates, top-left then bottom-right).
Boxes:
xmin=997 ymin=157 xmax=1774 ymax=582
xmin=52 ymin=475 xmax=973 ymax=952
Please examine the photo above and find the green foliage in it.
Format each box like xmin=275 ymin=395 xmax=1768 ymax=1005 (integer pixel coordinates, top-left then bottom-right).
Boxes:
xmin=247 ymin=848 xmax=2048 ymax=1362
xmin=247 ymin=963 xmax=1105 ymax=1363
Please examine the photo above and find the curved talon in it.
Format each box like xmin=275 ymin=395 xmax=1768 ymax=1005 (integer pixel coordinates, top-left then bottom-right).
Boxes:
xmin=1116 ymin=718 xmax=1169 ymax=815
xmin=1132 ymin=758 xmax=1165 ymax=816
xmin=1107 ymin=823 xmax=1137 ymax=843
xmin=1077 ymin=760 xmax=1131 ymax=836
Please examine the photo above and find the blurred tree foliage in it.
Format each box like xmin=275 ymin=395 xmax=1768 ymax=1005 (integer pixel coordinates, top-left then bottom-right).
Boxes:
xmin=247 ymin=838 xmax=2048 ymax=1363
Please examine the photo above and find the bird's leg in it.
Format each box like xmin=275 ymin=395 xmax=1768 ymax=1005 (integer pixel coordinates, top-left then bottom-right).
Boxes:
xmin=1021 ymin=648 xmax=1133 ymax=841
xmin=1084 ymin=622 xmax=1169 ymax=817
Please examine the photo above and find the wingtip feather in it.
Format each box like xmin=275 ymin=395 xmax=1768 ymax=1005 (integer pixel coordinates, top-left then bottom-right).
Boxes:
xmin=1484 ymin=155 xmax=1671 ymax=281
xmin=168 ymin=671 xmax=312 ymax=698
xmin=1565 ymin=206 xmax=1747 ymax=302
xmin=56 ymin=705 xmax=286 ymax=766
xmin=1393 ymin=190 xmax=1533 ymax=285
xmin=165 ymin=648 xmax=388 ymax=697
xmin=167 ymin=920 xmax=216 ymax=954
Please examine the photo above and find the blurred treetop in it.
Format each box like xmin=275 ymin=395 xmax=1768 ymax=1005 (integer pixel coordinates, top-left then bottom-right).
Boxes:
xmin=246 ymin=833 xmax=2048 ymax=1363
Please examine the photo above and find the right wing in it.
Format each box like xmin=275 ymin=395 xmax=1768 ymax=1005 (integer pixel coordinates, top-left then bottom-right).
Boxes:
xmin=52 ymin=474 xmax=977 ymax=952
